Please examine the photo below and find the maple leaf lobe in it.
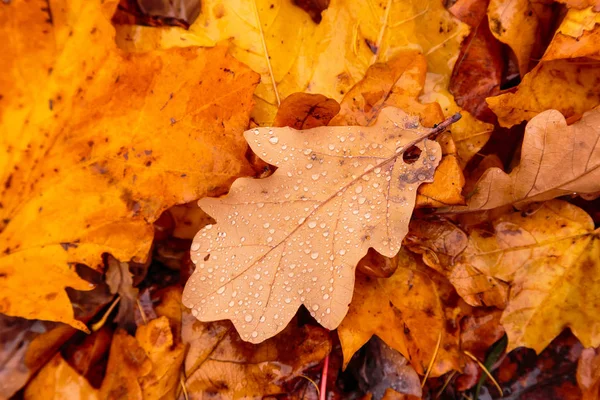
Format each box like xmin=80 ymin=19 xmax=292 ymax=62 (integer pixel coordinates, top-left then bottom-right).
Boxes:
xmin=183 ymin=108 xmax=444 ymax=343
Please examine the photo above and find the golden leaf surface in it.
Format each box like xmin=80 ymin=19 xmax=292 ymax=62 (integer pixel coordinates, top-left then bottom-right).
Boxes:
xmin=183 ymin=108 xmax=453 ymax=343
xmin=487 ymin=6 xmax=600 ymax=127
xmin=115 ymin=0 xmax=492 ymax=166
xmin=0 ymin=0 xmax=258 ymax=329
xmin=337 ymin=249 xmax=463 ymax=377
xmin=431 ymin=200 xmax=600 ymax=353
xmin=457 ymin=107 xmax=600 ymax=211
xmin=24 ymin=354 xmax=99 ymax=400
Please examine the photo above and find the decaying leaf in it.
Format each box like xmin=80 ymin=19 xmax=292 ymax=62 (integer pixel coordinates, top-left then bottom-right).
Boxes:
xmin=183 ymin=108 xmax=457 ymax=342
xmin=24 ymin=353 xmax=99 ymax=400
xmin=274 ymin=93 xmax=340 ymax=129
xmin=105 ymin=257 xmax=138 ymax=330
xmin=182 ymin=310 xmax=331 ymax=398
xmin=458 ymin=107 xmax=600 ymax=211
xmin=0 ymin=0 xmax=258 ymax=329
xmin=338 ymin=249 xmax=463 ymax=377
xmin=578 ymin=347 xmax=600 ymax=400
xmin=487 ymin=6 xmax=600 ymax=127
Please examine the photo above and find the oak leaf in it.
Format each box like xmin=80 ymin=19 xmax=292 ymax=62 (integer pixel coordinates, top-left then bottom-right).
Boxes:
xmin=0 ymin=0 xmax=258 ymax=329
xmin=183 ymin=108 xmax=454 ymax=342
xmin=459 ymin=107 xmax=600 ymax=211
xmin=337 ymin=248 xmax=463 ymax=377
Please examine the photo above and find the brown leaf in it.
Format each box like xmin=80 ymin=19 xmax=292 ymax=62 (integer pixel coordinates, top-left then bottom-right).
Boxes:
xmin=182 ymin=310 xmax=331 ymax=398
xmin=458 ymin=107 xmax=600 ymax=211
xmin=578 ymin=347 xmax=600 ymax=400
xmin=338 ymin=249 xmax=463 ymax=377
xmin=274 ymin=93 xmax=340 ymax=129
xmin=106 ymin=257 xmax=139 ymax=331
xmin=183 ymin=108 xmax=453 ymax=343
xmin=449 ymin=0 xmax=503 ymax=123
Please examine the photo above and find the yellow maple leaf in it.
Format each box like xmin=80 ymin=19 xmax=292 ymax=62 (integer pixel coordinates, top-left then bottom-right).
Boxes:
xmin=0 ymin=0 xmax=258 ymax=329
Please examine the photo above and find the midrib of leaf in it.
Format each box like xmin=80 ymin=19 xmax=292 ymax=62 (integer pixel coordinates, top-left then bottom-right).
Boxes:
xmin=203 ymin=114 xmax=460 ymax=298
xmin=252 ymin=0 xmax=280 ymax=106
xmin=370 ymin=0 xmax=393 ymax=65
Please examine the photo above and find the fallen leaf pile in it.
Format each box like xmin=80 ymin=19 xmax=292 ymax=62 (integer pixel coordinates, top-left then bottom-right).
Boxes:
xmin=1 ymin=0 xmax=600 ymax=398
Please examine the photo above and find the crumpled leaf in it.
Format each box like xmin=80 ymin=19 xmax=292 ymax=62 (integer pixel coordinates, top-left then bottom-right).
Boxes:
xmin=24 ymin=353 xmax=99 ymax=400
xmin=458 ymin=107 xmax=600 ymax=211
xmin=338 ymin=248 xmax=463 ymax=377
xmin=0 ymin=0 xmax=258 ymax=329
xmin=182 ymin=310 xmax=331 ymax=398
xmin=578 ymin=347 xmax=600 ymax=400
xmin=183 ymin=108 xmax=450 ymax=342
xmin=449 ymin=0 xmax=504 ymax=123
xmin=487 ymin=6 xmax=600 ymax=127
xmin=274 ymin=93 xmax=340 ymax=129
xmin=106 ymin=257 xmax=138 ymax=331
xmin=347 ymin=336 xmax=422 ymax=399
xmin=487 ymin=0 xmax=554 ymax=76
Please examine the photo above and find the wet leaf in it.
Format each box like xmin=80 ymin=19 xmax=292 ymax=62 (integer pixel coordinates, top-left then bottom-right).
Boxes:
xmin=458 ymin=107 xmax=600 ymax=211
xmin=0 ymin=0 xmax=258 ymax=329
xmin=183 ymin=108 xmax=455 ymax=342
xmin=338 ymin=249 xmax=463 ymax=377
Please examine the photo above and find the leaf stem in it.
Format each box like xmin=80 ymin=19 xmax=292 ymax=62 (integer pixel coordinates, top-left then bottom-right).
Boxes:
xmin=320 ymin=352 xmax=329 ymax=400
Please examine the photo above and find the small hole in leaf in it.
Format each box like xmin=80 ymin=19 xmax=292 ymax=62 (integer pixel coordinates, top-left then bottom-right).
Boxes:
xmin=204 ymin=254 xmax=210 ymax=261
xmin=402 ymin=146 xmax=422 ymax=164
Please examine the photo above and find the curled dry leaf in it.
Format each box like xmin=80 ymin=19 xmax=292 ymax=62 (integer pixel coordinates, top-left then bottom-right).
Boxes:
xmin=487 ymin=0 xmax=554 ymax=76
xmin=338 ymin=249 xmax=463 ymax=377
xmin=182 ymin=108 xmax=453 ymax=343
xmin=577 ymin=347 xmax=600 ymax=400
xmin=105 ymin=257 xmax=138 ymax=331
xmin=0 ymin=0 xmax=258 ymax=329
xmin=543 ymin=6 xmax=600 ymax=61
xmin=274 ymin=93 xmax=341 ymax=129
xmin=24 ymin=353 xmax=99 ymax=400
xmin=458 ymin=107 xmax=600 ymax=211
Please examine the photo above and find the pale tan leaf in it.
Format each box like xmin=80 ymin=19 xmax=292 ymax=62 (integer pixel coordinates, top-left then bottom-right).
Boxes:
xmin=457 ymin=107 xmax=600 ymax=211
xmin=182 ymin=108 xmax=459 ymax=342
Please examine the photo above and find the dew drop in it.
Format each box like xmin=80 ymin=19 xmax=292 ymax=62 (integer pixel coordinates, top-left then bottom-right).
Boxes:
xmin=217 ymin=286 xmax=225 ymax=294
xmin=251 ymin=331 xmax=258 ymax=338
xmin=312 ymin=304 xmax=319 ymax=311
xmin=355 ymin=186 xmax=363 ymax=194
xmin=308 ymin=221 xmax=317 ymax=229
xmin=245 ymin=314 xmax=253 ymax=322
xmin=269 ymin=137 xmax=279 ymax=144
xmin=311 ymin=252 xmax=319 ymax=260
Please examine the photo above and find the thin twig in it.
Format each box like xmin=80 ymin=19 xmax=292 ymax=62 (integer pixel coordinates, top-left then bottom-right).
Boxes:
xmin=299 ymin=374 xmax=320 ymax=397
xmin=435 ymin=370 xmax=456 ymax=399
xmin=91 ymin=295 xmax=121 ymax=332
xmin=422 ymin=332 xmax=442 ymax=388
xmin=320 ymin=353 xmax=329 ymax=400
xmin=180 ymin=374 xmax=189 ymax=400
xmin=463 ymin=350 xmax=503 ymax=396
